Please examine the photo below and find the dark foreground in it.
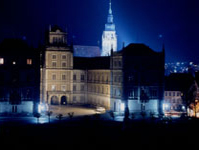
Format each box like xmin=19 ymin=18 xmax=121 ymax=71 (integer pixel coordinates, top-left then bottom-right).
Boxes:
xmin=0 ymin=116 xmax=198 ymax=148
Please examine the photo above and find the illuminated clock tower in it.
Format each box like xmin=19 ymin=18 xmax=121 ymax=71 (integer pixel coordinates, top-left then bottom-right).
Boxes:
xmin=101 ymin=0 xmax=117 ymax=56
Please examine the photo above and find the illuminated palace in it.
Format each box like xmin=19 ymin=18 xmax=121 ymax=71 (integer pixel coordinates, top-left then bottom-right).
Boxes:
xmin=40 ymin=25 xmax=165 ymax=114
xmin=40 ymin=1 xmax=165 ymax=115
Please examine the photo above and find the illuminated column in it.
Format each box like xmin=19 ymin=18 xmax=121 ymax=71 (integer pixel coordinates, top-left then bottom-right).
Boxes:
xmin=101 ymin=0 xmax=117 ymax=56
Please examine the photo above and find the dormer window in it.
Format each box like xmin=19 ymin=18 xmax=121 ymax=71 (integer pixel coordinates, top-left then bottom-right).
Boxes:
xmin=0 ymin=58 xmax=4 ymax=65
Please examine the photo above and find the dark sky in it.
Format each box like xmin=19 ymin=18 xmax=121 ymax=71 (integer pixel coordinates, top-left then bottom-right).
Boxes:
xmin=0 ymin=0 xmax=199 ymax=62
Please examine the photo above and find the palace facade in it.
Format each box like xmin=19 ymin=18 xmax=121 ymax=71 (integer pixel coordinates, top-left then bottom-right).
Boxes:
xmin=40 ymin=26 xmax=165 ymax=114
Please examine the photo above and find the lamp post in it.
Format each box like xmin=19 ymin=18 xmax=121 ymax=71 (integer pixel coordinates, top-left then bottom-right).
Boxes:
xmin=195 ymin=100 xmax=198 ymax=117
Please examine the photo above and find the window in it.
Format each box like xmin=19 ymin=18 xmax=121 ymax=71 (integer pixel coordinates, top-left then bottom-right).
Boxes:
xmin=62 ymin=74 xmax=66 ymax=80
xmin=177 ymin=92 xmax=180 ymax=96
xmin=81 ymin=75 xmax=84 ymax=81
xmin=62 ymin=55 xmax=66 ymax=59
xmin=52 ymin=74 xmax=56 ymax=80
xmin=53 ymin=37 xmax=57 ymax=43
xmin=173 ymin=92 xmax=175 ymax=96
xmin=81 ymin=85 xmax=84 ymax=91
xmin=114 ymin=88 xmax=116 ymax=96
xmin=129 ymin=88 xmax=138 ymax=99
xmin=62 ymin=62 xmax=66 ymax=67
xmin=61 ymin=85 xmax=66 ymax=91
xmin=114 ymin=76 xmax=117 ymax=82
xmin=0 ymin=58 xmax=4 ymax=65
xmin=114 ymin=61 xmax=117 ymax=67
xmin=52 ymin=54 xmax=57 ymax=59
xmin=165 ymin=92 xmax=167 ymax=96
xmin=102 ymin=76 xmax=104 ymax=83
xmin=151 ymin=90 xmax=157 ymax=97
xmin=128 ymin=76 xmax=133 ymax=81
xmin=118 ymin=61 xmax=122 ymax=67
xmin=102 ymin=86 xmax=104 ymax=94
xmin=106 ymin=76 xmax=108 ymax=83
xmin=52 ymin=62 xmax=57 ymax=67
xmin=73 ymin=74 xmax=76 ymax=81
xmin=118 ymin=76 xmax=121 ymax=82
xmin=73 ymin=85 xmax=76 ymax=91
xmin=27 ymin=59 xmax=32 ymax=65
xmin=73 ymin=96 xmax=76 ymax=102
xmin=52 ymin=85 xmax=56 ymax=91
xmin=80 ymin=96 xmax=84 ymax=103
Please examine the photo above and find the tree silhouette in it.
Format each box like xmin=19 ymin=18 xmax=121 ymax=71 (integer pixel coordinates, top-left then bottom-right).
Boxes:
xmin=184 ymin=81 xmax=197 ymax=117
xmin=68 ymin=112 xmax=74 ymax=119
xmin=34 ymin=113 xmax=41 ymax=124
xmin=56 ymin=114 xmax=63 ymax=122
xmin=109 ymin=111 xmax=115 ymax=120
xmin=46 ymin=111 xmax=53 ymax=123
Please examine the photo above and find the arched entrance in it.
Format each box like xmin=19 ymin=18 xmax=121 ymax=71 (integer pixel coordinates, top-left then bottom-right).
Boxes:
xmin=61 ymin=96 xmax=67 ymax=105
xmin=51 ymin=96 xmax=59 ymax=105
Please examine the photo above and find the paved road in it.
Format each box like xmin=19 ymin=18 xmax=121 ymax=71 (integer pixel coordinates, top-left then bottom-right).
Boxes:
xmin=0 ymin=105 xmax=108 ymax=124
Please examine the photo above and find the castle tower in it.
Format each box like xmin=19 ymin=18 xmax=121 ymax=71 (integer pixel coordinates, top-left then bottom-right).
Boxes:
xmin=101 ymin=0 xmax=117 ymax=56
xmin=40 ymin=25 xmax=73 ymax=106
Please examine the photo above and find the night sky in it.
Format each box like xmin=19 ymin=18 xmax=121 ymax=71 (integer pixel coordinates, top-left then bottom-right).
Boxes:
xmin=0 ymin=0 xmax=199 ymax=62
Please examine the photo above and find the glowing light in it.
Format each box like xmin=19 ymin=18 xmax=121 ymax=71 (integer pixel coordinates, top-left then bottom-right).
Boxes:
xmin=120 ymin=103 xmax=125 ymax=111
xmin=163 ymin=103 xmax=169 ymax=110
xmin=27 ymin=59 xmax=32 ymax=65
xmin=38 ymin=103 xmax=48 ymax=113
xmin=0 ymin=58 xmax=4 ymax=64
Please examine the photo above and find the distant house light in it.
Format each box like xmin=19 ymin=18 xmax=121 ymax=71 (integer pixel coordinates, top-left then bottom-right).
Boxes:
xmin=13 ymin=61 xmax=16 ymax=65
xmin=0 ymin=58 xmax=4 ymax=65
xmin=27 ymin=59 xmax=32 ymax=65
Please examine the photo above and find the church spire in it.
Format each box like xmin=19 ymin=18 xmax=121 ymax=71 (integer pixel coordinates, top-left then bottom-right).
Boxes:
xmin=101 ymin=0 xmax=117 ymax=56
xmin=107 ymin=0 xmax=114 ymax=26
xmin=109 ymin=0 xmax=112 ymax=15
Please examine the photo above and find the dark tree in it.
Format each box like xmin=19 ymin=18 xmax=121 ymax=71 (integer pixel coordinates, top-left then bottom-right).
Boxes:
xmin=184 ymin=81 xmax=197 ymax=117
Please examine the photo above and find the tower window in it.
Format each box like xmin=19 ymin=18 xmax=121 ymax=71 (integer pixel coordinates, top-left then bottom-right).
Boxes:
xmin=27 ymin=59 xmax=32 ymax=65
xmin=0 ymin=58 xmax=4 ymax=65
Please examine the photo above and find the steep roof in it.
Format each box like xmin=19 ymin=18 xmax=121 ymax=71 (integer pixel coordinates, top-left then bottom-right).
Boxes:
xmin=0 ymin=39 xmax=35 ymax=56
xmin=120 ymin=43 xmax=163 ymax=56
xmin=73 ymin=45 xmax=101 ymax=57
